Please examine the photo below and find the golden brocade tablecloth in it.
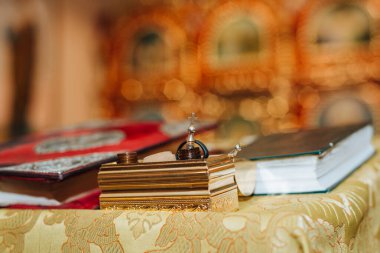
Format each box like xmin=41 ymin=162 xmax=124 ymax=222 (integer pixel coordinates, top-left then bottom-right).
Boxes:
xmin=2 ymin=144 xmax=380 ymax=252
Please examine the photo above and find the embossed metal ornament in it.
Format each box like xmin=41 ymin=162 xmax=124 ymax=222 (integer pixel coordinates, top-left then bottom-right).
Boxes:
xmin=35 ymin=131 xmax=125 ymax=154
xmin=0 ymin=152 xmax=118 ymax=180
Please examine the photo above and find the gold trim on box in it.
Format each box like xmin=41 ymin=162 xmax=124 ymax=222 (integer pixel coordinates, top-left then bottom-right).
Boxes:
xmin=98 ymin=155 xmax=239 ymax=212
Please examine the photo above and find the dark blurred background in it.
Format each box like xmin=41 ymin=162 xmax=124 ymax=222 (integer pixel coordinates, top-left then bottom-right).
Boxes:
xmin=1 ymin=0 xmax=380 ymax=141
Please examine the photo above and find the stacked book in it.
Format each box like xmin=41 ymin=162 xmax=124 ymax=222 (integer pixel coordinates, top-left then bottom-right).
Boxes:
xmin=238 ymin=122 xmax=374 ymax=195
xmin=98 ymin=154 xmax=239 ymax=211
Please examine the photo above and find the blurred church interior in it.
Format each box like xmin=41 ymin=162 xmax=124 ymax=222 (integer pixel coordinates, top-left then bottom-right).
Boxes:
xmin=1 ymin=0 xmax=380 ymax=141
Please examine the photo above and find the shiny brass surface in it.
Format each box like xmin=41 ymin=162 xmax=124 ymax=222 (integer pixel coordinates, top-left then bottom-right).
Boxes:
xmin=98 ymin=154 xmax=238 ymax=211
xmin=117 ymin=152 xmax=138 ymax=164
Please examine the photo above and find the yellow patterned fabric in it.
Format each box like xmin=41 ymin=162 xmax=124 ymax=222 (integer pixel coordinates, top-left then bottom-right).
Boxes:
xmin=2 ymin=144 xmax=380 ymax=252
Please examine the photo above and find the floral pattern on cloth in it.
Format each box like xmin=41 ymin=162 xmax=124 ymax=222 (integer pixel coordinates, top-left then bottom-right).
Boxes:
xmin=43 ymin=210 xmax=124 ymax=253
xmin=126 ymin=212 xmax=163 ymax=239
xmin=2 ymin=143 xmax=380 ymax=252
xmin=0 ymin=210 xmax=40 ymax=253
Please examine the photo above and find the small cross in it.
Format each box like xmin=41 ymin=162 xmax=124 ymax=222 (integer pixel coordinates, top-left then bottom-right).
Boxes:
xmin=188 ymin=112 xmax=198 ymax=127
xmin=228 ymin=144 xmax=242 ymax=158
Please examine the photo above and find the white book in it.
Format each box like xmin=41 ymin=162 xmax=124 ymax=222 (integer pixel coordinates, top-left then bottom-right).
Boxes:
xmin=238 ymin=123 xmax=374 ymax=195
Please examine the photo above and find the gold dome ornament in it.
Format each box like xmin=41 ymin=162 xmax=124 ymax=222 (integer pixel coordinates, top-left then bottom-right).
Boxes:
xmin=176 ymin=113 xmax=209 ymax=160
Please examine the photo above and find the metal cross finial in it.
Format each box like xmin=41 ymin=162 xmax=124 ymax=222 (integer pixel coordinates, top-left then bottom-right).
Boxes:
xmin=188 ymin=112 xmax=198 ymax=127
xmin=186 ymin=113 xmax=198 ymax=148
xmin=228 ymin=144 xmax=242 ymax=158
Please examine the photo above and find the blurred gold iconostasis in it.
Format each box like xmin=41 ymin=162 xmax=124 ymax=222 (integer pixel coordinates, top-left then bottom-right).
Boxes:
xmin=1 ymin=0 xmax=380 ymax=142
